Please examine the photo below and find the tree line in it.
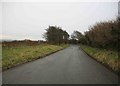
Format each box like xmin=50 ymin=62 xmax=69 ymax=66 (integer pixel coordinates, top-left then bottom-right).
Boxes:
xmin=43 ymin=17 xmax=119 ymax=50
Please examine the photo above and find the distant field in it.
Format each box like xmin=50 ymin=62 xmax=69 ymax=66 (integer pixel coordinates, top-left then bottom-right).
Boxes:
xmin=80 ymin=44 xmax=119 ymax=73
xmin=2 ymin=42 xmax=68 ymax=70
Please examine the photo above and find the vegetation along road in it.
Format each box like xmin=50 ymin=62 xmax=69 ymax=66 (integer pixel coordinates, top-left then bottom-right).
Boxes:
xmin=3 ymin=45 xmax=118 ymax=84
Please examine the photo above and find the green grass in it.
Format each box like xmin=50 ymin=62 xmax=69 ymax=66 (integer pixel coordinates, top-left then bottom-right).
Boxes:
xmin=80 ymin=44 xmax=119 ymax=72
xmin=2 ymin=44 xmax=68 ymax=70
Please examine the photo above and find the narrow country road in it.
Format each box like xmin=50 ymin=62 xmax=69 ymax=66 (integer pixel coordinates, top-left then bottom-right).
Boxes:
xmin=3 ymin=45 xmax=118 ymax=84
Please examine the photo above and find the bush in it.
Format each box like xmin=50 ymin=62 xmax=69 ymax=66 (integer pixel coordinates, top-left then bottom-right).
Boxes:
xmin=81 ymin=17 xmax=119 ymax=50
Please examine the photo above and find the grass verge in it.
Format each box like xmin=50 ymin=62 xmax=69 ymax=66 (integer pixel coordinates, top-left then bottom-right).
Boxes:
xmin=2 ymin=43 xmax=69 ymax=70
xmin=80 ymin=44 xmax=119 ymax=73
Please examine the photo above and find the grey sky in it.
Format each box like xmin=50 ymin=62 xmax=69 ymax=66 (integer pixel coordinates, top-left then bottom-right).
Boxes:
xmin=1 ymin=1 xmax=118 ymax=40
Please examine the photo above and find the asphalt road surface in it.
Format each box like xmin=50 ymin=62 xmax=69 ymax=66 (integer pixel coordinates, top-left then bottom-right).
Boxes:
xmin=3 ymin=45 xmax=119 ymax=84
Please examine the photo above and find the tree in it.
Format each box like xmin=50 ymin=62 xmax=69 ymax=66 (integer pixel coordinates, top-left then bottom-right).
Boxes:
xmin=43 ymin=26 xmax=69 ymax=44
xmin=70 ymin=31 xmax=83 ymax=44
xmin=63 ymin=31 xmax=69 ymax=43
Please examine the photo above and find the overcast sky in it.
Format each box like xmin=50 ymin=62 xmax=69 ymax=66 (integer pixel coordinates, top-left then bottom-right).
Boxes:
xmin=1 ymin=1 xmax=118 ymax=40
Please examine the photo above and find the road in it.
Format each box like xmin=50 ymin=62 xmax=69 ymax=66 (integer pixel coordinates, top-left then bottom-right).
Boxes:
xmin=3 ymin=45 xmax=118 ymax=84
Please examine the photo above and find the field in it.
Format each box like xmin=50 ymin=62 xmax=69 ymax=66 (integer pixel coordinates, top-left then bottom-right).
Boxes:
xmin=2 ymin=41 xmax=68 ymax=70
xmin=80 ymin=44 xmax=119 ymax=73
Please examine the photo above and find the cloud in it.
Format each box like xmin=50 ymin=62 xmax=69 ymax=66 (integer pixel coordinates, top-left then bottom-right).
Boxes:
xmin=2 ymin=2 xmax=118 ymax=40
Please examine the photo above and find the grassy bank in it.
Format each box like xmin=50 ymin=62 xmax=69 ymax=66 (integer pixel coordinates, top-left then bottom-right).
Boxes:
xmin=2 ymin=43 xmax=68 ymax=70
xmin=80 ymin=44 xmax=119 ymax=73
